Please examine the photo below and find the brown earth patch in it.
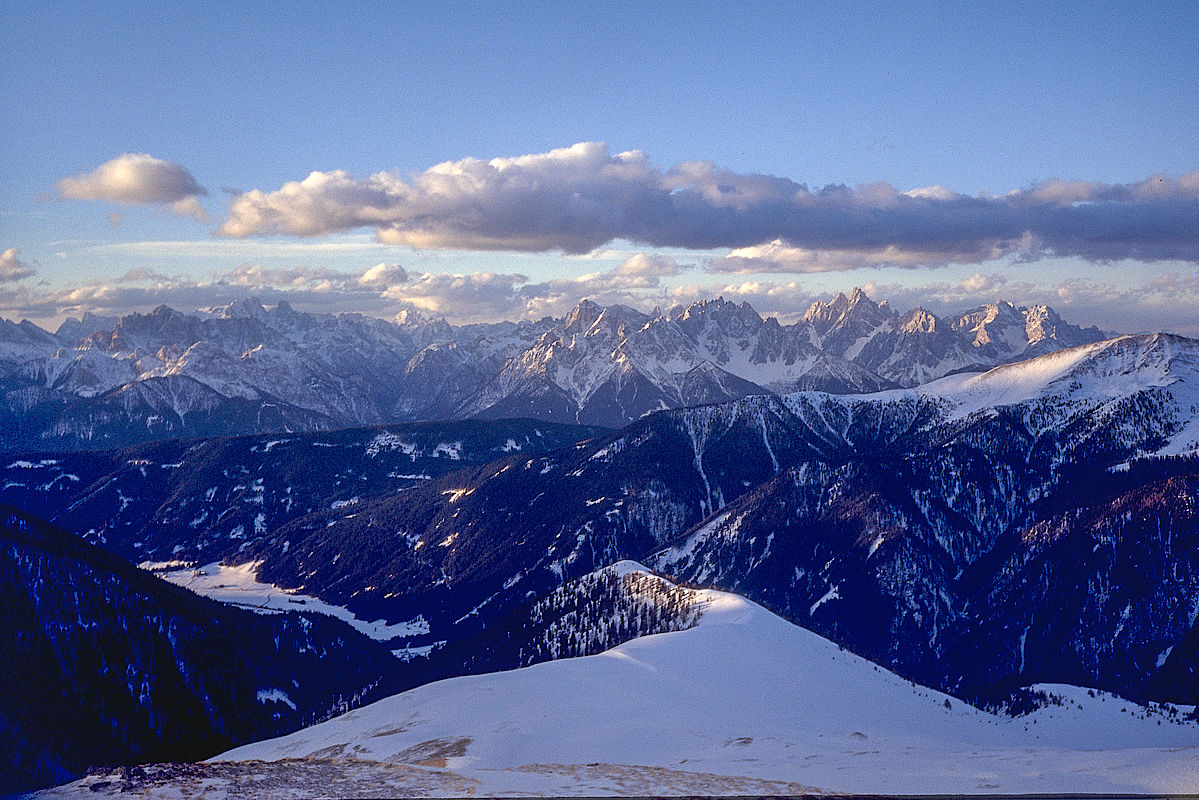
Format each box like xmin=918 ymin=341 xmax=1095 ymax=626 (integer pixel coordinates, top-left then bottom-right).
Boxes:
xmin=386 ymin=736 xmax=472 ymax=767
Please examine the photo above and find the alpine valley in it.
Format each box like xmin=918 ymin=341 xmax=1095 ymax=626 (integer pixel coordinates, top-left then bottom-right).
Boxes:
xmin=5 ymin=290 xmax=1199 ymax=797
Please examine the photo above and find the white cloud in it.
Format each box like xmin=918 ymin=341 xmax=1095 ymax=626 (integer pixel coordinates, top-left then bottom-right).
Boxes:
xmin=58 ymin=154 xmax=209 ymax=220
xmin=218 ymin=143 xmax=1199 ymax=266
xmin=613 ymin=252 xmax=683 ymax=280
xmin=709 ymin=239 xmax=983 ymax=273
xmin=0 ymin=249 xmax=35 ymax=282
xmin=357 ymin=262 xmax=410 ymax=287
xmin=219 ymin=263 xmax=359 ymax=289
xmin=381 ymin=271 xmax=529 ymax=320
xmin=167 ymin=197 xmax=210 ymax=222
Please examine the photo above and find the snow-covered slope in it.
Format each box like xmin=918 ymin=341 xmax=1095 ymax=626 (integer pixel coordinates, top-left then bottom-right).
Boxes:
xmin=846 ymin=332 xmax=1199 ymax=458
xmin=57 ymin=564 xmax=1199 ymax=797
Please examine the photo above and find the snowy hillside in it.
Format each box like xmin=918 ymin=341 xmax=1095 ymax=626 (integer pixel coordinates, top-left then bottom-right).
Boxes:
xmin=776 ymin=332 xmax=1199 ymax=462
xmin=47 ymin=564 xmax=1199 ymax=798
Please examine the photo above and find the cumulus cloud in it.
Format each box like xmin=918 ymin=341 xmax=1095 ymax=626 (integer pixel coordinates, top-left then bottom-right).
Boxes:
xmin=613 ymin=252 xmax=683 ymax=280
xmin=505 ymin=253 xmax=692 ymax=318
xmin=219 ymin=263 xmax=358 ymax=291
xmin=542 ymin=253 xmax=687 ymax=294
xmin=708 ymin=239 xmax=983 ymax=273
xmin=381 ymin=272 xmax=530 ymax=319
xmin=357 ymin=262 xmax=410 ymax=287
xmin=219 ymin=143 xmax=1199 ymax=266
xmin=58 ymin=154 xmax=209 ymax=221
xmin=0 ymin=249 xmax=35 ymax=282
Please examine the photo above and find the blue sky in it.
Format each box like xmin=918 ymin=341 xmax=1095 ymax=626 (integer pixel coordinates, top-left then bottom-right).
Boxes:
xmin=1 ymin=1 xmax=1196 ymax=330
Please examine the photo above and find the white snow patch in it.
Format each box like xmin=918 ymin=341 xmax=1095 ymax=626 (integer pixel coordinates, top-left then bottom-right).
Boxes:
xmin=366 ymin=432 xmax=417 ymax=458
xmin=392 ymin=642 xmax=444 ymax=661
xmin=433 ymin=441 xmax=462 ymax=459
xmin=867 ymin=534 xmax=885 ymax=557
xmin=142 ymin=561 xmax=428 ymax=642
xmin=1157 ymin=645 xmax=1175 ymax=668
xmin=256 ymin=689 xmax=296 ymax=710
xmin=809 ymin=584 xmax=840 ymax=615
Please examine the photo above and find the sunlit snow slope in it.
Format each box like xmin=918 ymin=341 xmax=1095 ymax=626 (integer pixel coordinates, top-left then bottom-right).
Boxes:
xmin=188 ymin=564 xmax=1199 ymax=797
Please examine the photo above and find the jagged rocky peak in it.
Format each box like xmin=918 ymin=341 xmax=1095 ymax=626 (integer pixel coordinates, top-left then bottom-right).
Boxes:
xmin=594 ymin=303 xmax=651 ymax=333
xmin=956 ymin=299 xmax=1105 ymax=356
xmin=215 ymin=297 xmax=269 ymax=320
xmin=1022 ymin=303 xmax=1073 ymax=343
xmin=672 ymin=296 xmax=765 ymax=330
xmin=135 ymin=305 xmax=198 ymax=330
xmin=394 ymin=306 xmax=436 ymax=327
xmin=898 ymin=307 xmax=941 ymax=334
xmin=55 ymin=311 xmax=120 ymax=342
xmin=803 ymin=287 xmax=893 ymax=332
xmin=561 ymin=298 xmax=606 ymax=334
xmin=55 ymin=311 xmax=116 ymax=340
xmin=1 ymin=317 xmax=57 ymax=345
xmin=955 ymin=300 xmax=1023 ymax=346
xmin=88 ymin=304 xmax=197 ymax=353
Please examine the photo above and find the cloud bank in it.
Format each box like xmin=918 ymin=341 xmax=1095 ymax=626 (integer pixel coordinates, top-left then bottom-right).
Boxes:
xmin=58 ymin=154 xmax=209 ymax=220
xmin=0 ymin=252 xmax=692 ymax=326
xmin=220 ymin=142 xmax=1199 ymax=267
xmin=4 ymin=257 xmax=1199 ymax=336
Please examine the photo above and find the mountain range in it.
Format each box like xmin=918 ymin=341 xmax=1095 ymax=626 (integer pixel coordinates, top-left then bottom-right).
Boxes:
xmin=251 ymin=333 xmax=1195 ymax=710
xmin=9 ymin=333 xmax=1197 ymax=708
xmin=6 ymin=304 xmax=1199 ymax=795
xmin=0 ymin=290 xmax=1105 ymax=449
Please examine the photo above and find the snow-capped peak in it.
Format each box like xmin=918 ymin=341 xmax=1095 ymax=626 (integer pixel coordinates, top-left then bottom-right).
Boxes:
xmin=898 ymin=307 xmax=940 ymax=334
